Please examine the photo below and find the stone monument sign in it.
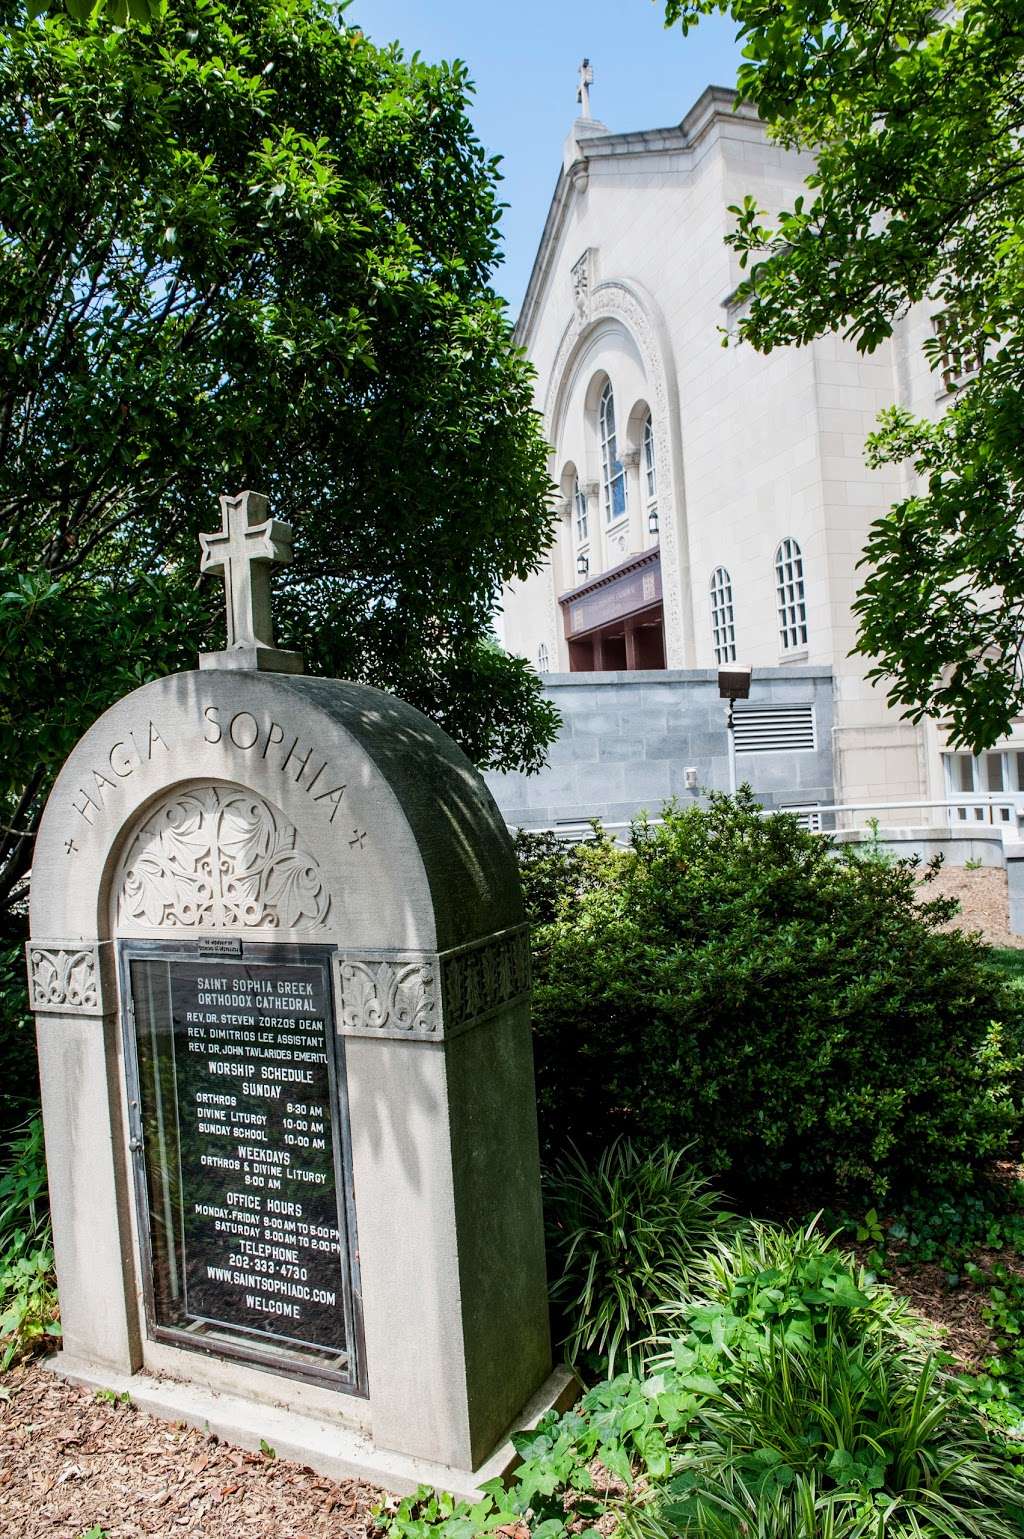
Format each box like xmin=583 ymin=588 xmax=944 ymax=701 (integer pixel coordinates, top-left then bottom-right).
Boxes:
xmin=26 ymin=491 xmax=569 ymax=1493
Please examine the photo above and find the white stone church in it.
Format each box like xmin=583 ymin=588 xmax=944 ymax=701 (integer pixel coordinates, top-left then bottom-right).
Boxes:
xmin=491 ymin=72 xmax=1022 ymax=835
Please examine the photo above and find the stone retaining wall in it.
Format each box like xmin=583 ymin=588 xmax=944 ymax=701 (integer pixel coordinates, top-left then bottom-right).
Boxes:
xmin=484 ymin=666 xmax=835 ymax=830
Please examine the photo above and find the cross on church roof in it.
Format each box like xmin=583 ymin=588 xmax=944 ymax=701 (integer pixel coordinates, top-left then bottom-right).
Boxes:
xmin=198 ymin=490 xmax=304 ymax=674
xmin=577 ymin=57 xmax=593 ymax=119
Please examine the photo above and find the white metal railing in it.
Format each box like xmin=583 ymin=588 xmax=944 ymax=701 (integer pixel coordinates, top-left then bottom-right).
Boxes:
xmin=517 ymin=795 xmax=1024 ymax=845
xmin=777 ymin=795 xmax=1024 ymax=835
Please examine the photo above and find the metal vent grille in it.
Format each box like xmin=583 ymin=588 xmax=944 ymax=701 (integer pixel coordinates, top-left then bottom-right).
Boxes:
xmin=779 ymin=805 xmax=822 ymax=831
xmin=733 ymin=703 xmax=816 ymax=754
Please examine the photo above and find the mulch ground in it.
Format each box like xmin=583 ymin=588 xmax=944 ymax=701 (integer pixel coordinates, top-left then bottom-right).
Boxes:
xmin=924 ymin=865 xmax=1024 ymax=950
xmin=0 ymin=1358 xmax=386 ymax=1539
xmin=887 ymin=1258 xmax=1000 ymax=1369
xmin=0 ymin=1253 xmax=1019 ymax=1539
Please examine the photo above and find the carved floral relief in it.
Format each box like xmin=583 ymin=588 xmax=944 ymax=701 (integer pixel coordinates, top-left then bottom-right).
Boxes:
xmin=26 ymin=944 xmax=101 ymax=1014
xmin=117 ymin=785 xmax=330 ymax=932
xmin=441 ymin=927 xmax=532 ymax=1032
xmin=339 ymin=960 xmax=438 ymax=1035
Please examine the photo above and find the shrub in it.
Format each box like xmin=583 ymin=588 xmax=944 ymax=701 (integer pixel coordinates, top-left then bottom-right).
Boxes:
xmin=545 ymin=1139 xmax=734 ymax=1379
xmin=0 ymin=938 xmax=37 ymax=1137
xmin=523 ymin=791 xmax=1024 ymax=1203
xmin=0 ymin=1115 xmax=59 ymax=1369
xmin=513 ymin=826 xmax=614 ymax=927
xmin=377 ymin=1226 xmax=1024 ymax=1539
xmin=631 ymin=1327 xmax=1024 ymax=1539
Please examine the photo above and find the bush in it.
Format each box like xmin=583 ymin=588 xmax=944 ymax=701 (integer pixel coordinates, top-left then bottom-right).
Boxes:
xmin=545 ymin=1139 xmax=734 ymax=1379
xmin=377 ymin=1226 xmax=1024 ymax=1539
xmin=523 ymin=792 xmax=1024 ymax=1203
xmin=0 ymin=938 xmax=37 ymax=1137
xmin=0 ymin=1115 xmax=59 ymax=1369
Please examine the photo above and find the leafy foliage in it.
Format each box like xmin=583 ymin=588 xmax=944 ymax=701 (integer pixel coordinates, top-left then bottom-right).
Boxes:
xmin=545 ymin=1139 xmax=735 ymax=1379
xmin=687 ymin=1219 xmax=916 ymax=1349
xmin=523 ymin=793 xmax=1024 ymax=1202
xmin=513 ymin=827 xmax=612 ymax=928
xmin=0 ymin=0 xmax=558 ymax=959
xmin=632 ymin=1340 xmax=1024 ymax=1538
xmin=0 ymin=941 xmax=37 ymax=1137
xmin=0 ymin=1116 xmax=59 ymax=1369
xmin=662 ymin=0 xmax=1024 ymax=751
xmin=376 ymin=1225 xmax=1024 ymax=1539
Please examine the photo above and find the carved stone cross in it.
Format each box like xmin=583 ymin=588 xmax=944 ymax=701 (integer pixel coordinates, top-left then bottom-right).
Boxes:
xmin=577 ymin=57 xmax=593 ymax=118
xmin=198 ymin=490 xmax=304 ymax=674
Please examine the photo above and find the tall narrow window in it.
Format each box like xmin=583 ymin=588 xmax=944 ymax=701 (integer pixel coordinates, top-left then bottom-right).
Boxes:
xmin=537 ymin=642 xmax=550 ymax=673
xmin=573 ymin=477 xmax=589 ymax=545
xmin=599 ymin=381 xmax=628 ymax=524
xmin=710 ymin=566 xmax=736 ymax=664
xmin=932 ymin=311 xmax=981 ymax=395
xmin=642 ymin=412 xmax=657 ymax=531
xmin=775 ymin=538 xmax=808 ymax=651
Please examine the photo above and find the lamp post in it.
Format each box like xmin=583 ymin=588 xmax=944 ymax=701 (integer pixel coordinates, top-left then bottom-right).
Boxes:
xmin=718 ymin=665 xmax=752 ymax=794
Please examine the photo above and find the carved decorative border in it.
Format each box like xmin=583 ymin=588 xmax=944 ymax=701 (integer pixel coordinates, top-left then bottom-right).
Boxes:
xmin=337 ymin=957 xmax=439 ymax=1039
xmin=336 ymin=925 xmax=531 ymax=1042
xmin=25 ymin=940 xmax=106 ymax=1016
xmin=116 ymin=784 xmax=330 ymax=934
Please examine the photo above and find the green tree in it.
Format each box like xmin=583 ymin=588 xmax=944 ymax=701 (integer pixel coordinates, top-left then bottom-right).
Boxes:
xmin=0 ymin=0 xmax=558 ymax=947
xmin=25 ymin=0 xmax=162 ymax=24
xmin=664 ymin=0 xmax=1024 ymax=752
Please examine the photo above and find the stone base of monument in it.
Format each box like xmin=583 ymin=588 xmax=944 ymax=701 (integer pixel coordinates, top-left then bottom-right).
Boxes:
xmin=45 ymin=1354 xmax=578 ymax=1501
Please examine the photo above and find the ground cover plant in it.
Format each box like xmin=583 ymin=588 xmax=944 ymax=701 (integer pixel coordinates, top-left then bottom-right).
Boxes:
xmin=377 ymin=1223 xmax=1024 ymax=1539
xmin=0 ymin=1115 xmax=59 ymax=1369
xmin=545 ymin=1140 xmax=735 ymax=1379
xmin=834 ymin=1178 xmax=1024 ymax=1439
xmin=520 ymin=793 xmax=1024 ymax=1205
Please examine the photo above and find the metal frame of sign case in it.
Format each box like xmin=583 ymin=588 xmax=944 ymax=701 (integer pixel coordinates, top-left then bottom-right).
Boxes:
xmin=118 ymin=937 xmax=366 ymax=1396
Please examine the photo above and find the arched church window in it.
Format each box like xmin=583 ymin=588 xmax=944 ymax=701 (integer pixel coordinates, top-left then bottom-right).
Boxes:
xmin=537 ymin=642 xmax=550 ymax=673
xmin=775 ymin=538 xmax=808 ymax=650
xmin=710 ymin=567 xmax=736 ymax=664
xmin=599 ymin=381 xmax=628 ymax=524
xmin=573 ymin=477 xmax=589 ymax=545
xmin=642 ymin=411 xmax=658 ymax=534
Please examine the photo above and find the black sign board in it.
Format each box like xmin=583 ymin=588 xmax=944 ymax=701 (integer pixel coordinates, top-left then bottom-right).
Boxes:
xmin=122 ymin=944 xmax=361 ymax=1390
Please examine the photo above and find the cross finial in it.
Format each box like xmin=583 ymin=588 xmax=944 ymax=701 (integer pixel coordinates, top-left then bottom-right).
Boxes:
xmin=577 ymin=57 xmax=593 ymax=118
xmin=198 ymin=490 xmax=304 ymax=674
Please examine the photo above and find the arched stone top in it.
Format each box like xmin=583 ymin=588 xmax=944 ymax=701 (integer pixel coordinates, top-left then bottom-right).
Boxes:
xmin=624 ymin=395 xmax=653 ymax=453
xmin=581 ymin=360 xmax=613 ymax=419
xmin=542 ymin=280 xmax=675 ymax=452
xmin=542 ymin=279 xmax=695 ymax=666
xmin=30 ymin=669 xmax=522 ymax=954
xmin=116 ymin=783 xmax=331 ymax=935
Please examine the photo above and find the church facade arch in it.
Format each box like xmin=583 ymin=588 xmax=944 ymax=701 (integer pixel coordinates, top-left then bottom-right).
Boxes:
xmin=542 ymin=279 xmax=694 ymax=667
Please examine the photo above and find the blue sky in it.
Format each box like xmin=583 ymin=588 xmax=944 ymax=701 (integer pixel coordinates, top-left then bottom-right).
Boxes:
xmin=348 ymin=1 xmax=744 ymax=316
